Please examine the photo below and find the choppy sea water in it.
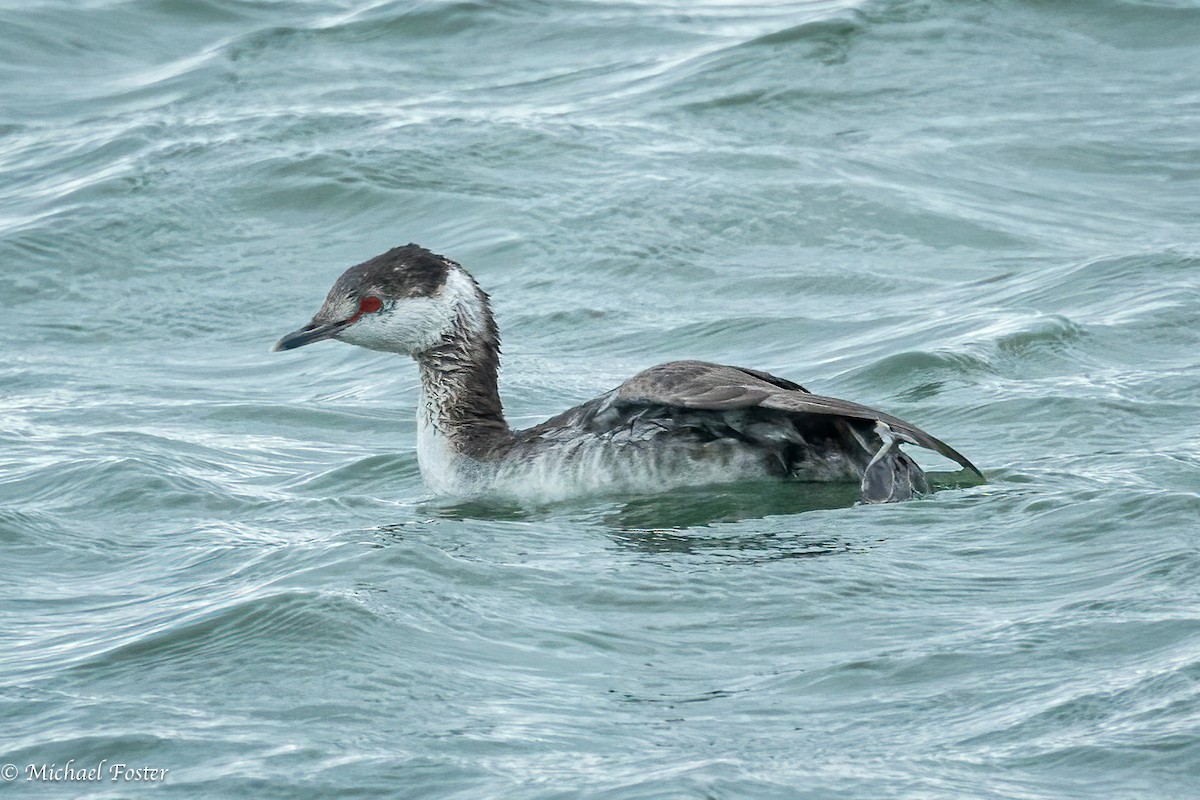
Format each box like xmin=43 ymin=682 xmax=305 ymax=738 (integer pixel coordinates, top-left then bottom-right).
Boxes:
xmin=2 ymin=0 xmax=1200 ymax=797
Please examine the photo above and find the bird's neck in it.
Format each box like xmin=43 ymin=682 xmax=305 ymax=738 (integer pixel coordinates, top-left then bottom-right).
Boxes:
xmin=413 ymin=283 xmax=512 ymax=476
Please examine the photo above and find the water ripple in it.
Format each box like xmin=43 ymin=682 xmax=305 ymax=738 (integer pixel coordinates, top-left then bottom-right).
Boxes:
xmin=3 ymin=0 xmax=1200 ymax=797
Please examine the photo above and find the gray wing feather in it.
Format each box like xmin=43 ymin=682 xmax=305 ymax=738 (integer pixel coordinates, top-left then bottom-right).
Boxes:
xmin=614 ymin=360 xmax=983 ymax=478
xmin=667 ymin=385 xmax=771 ymax=410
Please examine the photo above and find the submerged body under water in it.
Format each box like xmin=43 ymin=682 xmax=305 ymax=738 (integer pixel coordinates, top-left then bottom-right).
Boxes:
xmin=2 ymin=0 xmax=1199 ymax=798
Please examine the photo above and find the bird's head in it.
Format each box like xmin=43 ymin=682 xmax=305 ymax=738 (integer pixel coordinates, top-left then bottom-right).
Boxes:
xmin=274 ymin=244 xmax=485 ymax=357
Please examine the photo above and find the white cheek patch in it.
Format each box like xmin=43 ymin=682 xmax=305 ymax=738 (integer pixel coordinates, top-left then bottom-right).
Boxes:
xmin=442 ymin=269 xmax=488 ymax=335
xmin=337 ymin=268 xmax=484 ymax=354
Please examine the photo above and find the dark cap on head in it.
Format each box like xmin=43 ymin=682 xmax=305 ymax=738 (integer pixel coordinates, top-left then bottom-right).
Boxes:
xmin=328 ymin=244 xmax=455 ymax=301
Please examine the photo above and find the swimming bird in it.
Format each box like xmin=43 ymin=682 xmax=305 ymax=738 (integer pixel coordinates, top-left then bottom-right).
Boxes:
xmin=274 ymin=244 xmax=982 ymax=503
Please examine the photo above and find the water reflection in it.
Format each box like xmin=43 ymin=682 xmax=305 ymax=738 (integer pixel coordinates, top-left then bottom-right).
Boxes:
xmin=367 ymin=473 xmax=984 ymax=561
xmin=414 ymin=470 xmax=980 ymax=530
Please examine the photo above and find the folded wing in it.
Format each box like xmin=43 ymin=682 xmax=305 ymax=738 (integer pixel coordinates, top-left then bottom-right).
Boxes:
xmin=613 ymin=360 xmax=982 ymax=478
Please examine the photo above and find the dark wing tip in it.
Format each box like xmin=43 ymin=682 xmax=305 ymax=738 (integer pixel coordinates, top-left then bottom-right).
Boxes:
xmin=920 ymin=434 xmax=985 ymax=480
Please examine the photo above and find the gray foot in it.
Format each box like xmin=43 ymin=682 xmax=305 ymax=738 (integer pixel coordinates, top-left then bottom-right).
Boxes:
xmin=859 ymin=422 xmax=930 ymax=504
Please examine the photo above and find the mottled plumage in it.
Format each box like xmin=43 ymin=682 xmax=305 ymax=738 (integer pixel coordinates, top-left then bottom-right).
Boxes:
xmin=275 ymin=245 xmax=982 ymax=503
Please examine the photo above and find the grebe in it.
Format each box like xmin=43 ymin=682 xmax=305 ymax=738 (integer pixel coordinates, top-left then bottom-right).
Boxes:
xmin=274 ymin=245 xmax=982 ymax=503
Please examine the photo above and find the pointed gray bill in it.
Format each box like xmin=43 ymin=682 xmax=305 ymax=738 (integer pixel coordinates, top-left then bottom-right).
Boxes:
xmin=272 ymin=320 xmax=346 ymax=351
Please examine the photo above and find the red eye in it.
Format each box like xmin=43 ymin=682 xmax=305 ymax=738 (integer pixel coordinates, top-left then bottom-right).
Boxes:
xmin=360 ymin=296 xmax=382 ymax=314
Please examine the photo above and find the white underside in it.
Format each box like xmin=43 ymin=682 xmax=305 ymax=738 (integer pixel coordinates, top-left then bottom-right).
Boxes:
xmin=414 ymin=419 xmax=861 ymax=502
xmin=418 ymin=439 xmax=775 ymax=502
xmin=491 ymin=439 xmax=779 ymax=502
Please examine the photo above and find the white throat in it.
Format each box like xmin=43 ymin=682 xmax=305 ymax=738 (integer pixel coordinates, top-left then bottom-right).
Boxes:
xmin=411 ymin=268 xmax=503 ymax=495
xmin=415 ymin=381 xmax=477 ymax=494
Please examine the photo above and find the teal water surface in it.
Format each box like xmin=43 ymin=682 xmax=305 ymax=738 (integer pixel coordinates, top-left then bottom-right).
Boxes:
xmin=2 ymin=0 xmax=1199 ymax=798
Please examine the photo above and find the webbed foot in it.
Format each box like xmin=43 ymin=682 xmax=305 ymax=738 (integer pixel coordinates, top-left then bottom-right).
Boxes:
xmin=859 ymin=421 xmax=930 ymax=504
